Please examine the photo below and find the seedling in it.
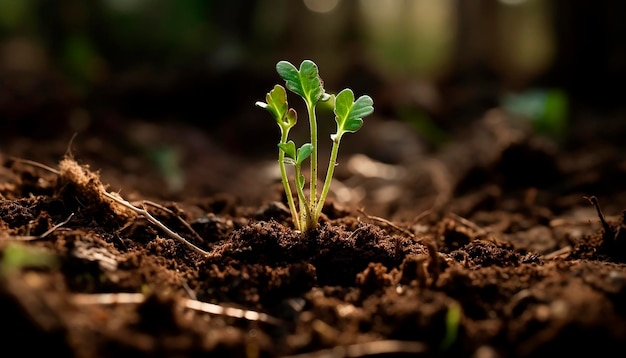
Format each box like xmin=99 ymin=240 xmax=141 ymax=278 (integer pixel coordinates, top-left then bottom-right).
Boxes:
xmin=440 ymin=301 xmax=462 ymax=351
xmin=256 ymin=60 xmax=374 ymax=231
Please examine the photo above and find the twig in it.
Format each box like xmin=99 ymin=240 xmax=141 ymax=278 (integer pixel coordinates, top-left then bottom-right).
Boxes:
xmin=1 ymin=213 xmax=74 ymax=241
xmin=542 ymin=245 xmax=571 ymax=260
xmin=346 ymin=225 xmax=370 ymax=241
xmin=40 ymin=213 xmax=75 ymax=238
xmin=279 ymin=340 xmax=428 ymax=358
xmin=410 ymin=208 xmax=433 ymax=226
xmin=140 ymin=200 xmax=205 ymax=244
xmin=585 ymin=196 xmax=612 ymax=234
xmin=357 ymin=208 xmax=415 ymax=238
xmin=184 ymin=298 xmax=286 ymax=326
xmin=13 ymin=156 xmax=213 ymax=258
xmin=70 ymin=292 xmax=286 ymax=326
xmin=102 ymin=191 xmax=213 ymax=258
xmin=181 ymin=280 xmax=197 ymax=300
xmin=9 ymin=157 xmax=61 ymax=175
xmin=449 ymin=212 xmax=488 ymax=236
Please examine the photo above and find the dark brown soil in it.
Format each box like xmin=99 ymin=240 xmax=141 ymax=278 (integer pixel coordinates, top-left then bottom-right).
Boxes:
xmin=2 ymin=108 xmax=626 ymax=358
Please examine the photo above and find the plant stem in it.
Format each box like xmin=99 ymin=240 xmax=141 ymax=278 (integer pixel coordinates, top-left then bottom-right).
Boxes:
xmin=315 ymin=136 xmax=341 ymax=220
xmin=278 ymin=132 xmax=301 ymax=231
xmin=295 ymin=162 xmax=310 ymax=231
xmin=307 ymin=101 xmax=318 ymax=225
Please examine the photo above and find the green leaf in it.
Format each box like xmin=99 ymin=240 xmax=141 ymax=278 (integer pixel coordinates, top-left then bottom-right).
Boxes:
xmin=297 ymin=171 xmax=306 ymax=190
xmin=286 ymin=108 xmax=297 ymax=127
xmin=278 ymin=140 xmax=296 ymax=160
xmin=332 ymin=89 xmax=374 ymax=141
xmin=266 ymin=84 xmax=288 ymax=122
xmin=256 ymin=85 xmax=295 ymax=129
xmin=296 ymin=143 xmax=313 ymax=166
xmin=276 ymin=60 xmax=325 ymax=106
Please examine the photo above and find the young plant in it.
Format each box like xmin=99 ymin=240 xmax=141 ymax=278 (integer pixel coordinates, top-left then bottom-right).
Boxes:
xmin=256 ymin=60 xmax=374 ymax=231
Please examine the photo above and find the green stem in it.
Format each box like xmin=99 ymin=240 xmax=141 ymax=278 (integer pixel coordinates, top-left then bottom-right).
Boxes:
xmin=278 ymin=131 xmax=301 ymax=231
xmin=307 ymin=101 xmax=318 ymax=225
xmin=294 ymin=162 xmax=310 ymax=231
xmin=315 ymin=135 xmax=341 ymax=220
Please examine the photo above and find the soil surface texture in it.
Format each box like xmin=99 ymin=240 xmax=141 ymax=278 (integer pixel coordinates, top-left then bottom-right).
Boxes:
xmin=2 ymin=108 xmax=626 ymax=358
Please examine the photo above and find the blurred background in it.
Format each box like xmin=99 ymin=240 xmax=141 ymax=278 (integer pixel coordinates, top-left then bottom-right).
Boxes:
xmin=2 ymin=0 xmax=625 ymax=141
xmin=0 ymin=0 xmax=625 ymax=200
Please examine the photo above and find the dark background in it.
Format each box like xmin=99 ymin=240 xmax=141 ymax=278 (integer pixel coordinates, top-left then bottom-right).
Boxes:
xmin=1 ymin=0 xmax=625 ymax=157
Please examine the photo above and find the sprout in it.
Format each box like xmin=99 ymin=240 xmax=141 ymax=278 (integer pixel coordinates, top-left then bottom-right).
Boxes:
xmin=440 ymin=301 xmax=462 ymax=351
xmin=256 ymin=60 xmax=374 ymax=231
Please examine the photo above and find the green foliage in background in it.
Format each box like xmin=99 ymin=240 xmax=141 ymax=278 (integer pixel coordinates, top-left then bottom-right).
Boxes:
xmin=1 ymin=242 xmax=58 ymax=276
xmin=502 ymin=88 xmax=569 ymax=141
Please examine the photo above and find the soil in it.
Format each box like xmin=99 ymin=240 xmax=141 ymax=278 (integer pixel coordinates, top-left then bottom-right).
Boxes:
xmin=2 ymin=105 xmax=626 ymax=358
